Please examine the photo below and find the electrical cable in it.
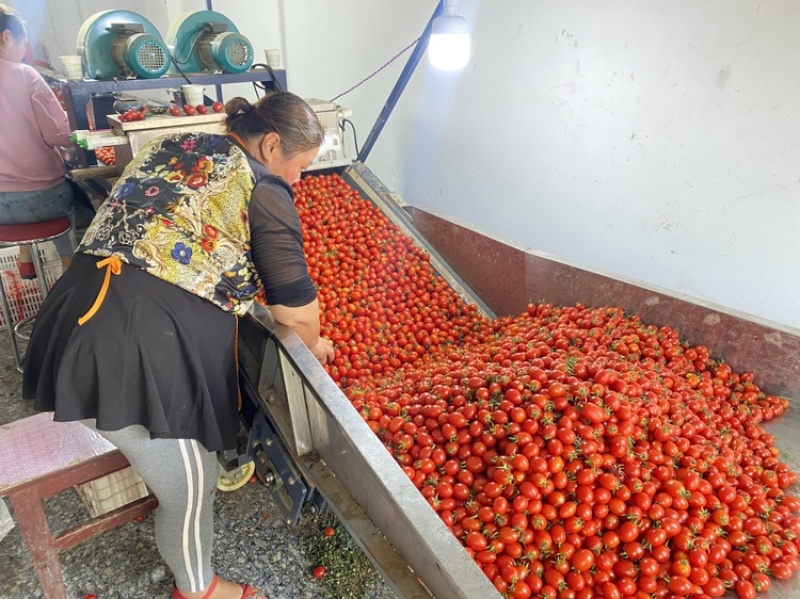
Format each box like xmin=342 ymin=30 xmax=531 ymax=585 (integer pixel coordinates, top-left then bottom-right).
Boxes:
xmin=172 ymin=31 xmax=201 ymax=66
xmin=340 ymin=118 xmax=360 ymax=158
xmin=329 ymin=37 xmax=419 ymax=103
xmin=249 ymin=63 xmax=284 ymax=92
xmin=170 ymin=56 xmax=194 ymax=85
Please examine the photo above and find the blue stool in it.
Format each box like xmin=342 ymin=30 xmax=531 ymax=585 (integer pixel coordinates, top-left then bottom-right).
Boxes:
xmin=0 ymin=218 xmax=75 ymax=372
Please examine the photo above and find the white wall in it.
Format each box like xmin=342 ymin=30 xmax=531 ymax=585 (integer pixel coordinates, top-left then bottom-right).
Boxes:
xmin=20 ymin=1 xmax=800 ymax=330
xmin=278 ymin=1 xmax=800 ymax=331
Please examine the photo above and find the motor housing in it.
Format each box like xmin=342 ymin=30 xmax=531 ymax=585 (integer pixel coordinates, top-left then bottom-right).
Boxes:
xmin=167 ymin=11 xmax=254 ymax=74
xmin=77 ymin=11 xmax=171 ymax=80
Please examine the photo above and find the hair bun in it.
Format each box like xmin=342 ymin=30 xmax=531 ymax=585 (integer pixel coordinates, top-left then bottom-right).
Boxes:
xmin=224 ymin=97 xmax=252 ymax=118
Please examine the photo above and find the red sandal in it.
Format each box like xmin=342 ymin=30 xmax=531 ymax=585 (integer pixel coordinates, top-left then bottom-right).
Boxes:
xmin=172 ymin=574 xmax=266 ymax=599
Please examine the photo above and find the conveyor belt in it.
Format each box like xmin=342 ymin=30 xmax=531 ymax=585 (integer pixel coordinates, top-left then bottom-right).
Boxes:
xmin=238 ymin=305 xmax=501 ymax=599
xmin=240 ymin=162 xmax=800 ymax=599
xmin=237 ymin=162 xmax=503 ymax=599
xmin=342 ymin=162 xmax=495 ymax=318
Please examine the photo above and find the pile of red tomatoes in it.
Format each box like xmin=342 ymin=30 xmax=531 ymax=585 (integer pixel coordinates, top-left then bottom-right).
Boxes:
xmin=95 ymin=146 xmax=115 ymax=166
xmin=292 ymin=173 xmax=799 ymax=599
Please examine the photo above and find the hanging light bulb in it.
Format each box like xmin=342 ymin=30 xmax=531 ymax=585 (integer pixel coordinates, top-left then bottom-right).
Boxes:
xmin=428 ymin=0 xmax=471 ymax=71
xmin=358 ymin=0 xmax=474 ymax=161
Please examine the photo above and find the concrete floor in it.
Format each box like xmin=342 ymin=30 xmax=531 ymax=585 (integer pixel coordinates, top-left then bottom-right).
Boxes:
xmin=0 ymin=334 xmax=397 ymax=599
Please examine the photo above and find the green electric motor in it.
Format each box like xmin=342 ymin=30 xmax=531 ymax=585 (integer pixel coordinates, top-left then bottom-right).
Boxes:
xmin=77 ymin=10 xmax=171 ymax=79
xmin=166 ymin=11 xmax=255 ymax=75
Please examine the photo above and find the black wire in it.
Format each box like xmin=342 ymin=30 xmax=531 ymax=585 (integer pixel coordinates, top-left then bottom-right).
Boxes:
xmin=170 ymin=56 xmax=194 ymax=85
xmin=340 ymin=118 xmax=360 ymax=158
xmin=173 ymin=31 xmax=201 ymax=66
xmin=249 ymin=63 xmax=283 ymax=92
xmin=171 ymin=61 xmax=279 ymax=103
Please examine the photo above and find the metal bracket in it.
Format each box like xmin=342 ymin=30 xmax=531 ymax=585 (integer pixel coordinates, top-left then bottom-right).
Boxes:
xmin=357 ymin=1 xmax=445 ymax=163
xmin=254 ymin=336 xmax=314 ymax=456
xmin=250 ymin=410 xmax=312 ymax=527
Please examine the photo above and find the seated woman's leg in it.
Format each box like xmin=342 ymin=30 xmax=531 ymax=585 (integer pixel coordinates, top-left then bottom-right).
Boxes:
xmin=0 ymin=181 xmax=77 ymax=276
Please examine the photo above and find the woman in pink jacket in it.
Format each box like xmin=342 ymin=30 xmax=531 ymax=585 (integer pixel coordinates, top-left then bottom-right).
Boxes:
xmin=0 ymin=5 xmax=77 ymax=277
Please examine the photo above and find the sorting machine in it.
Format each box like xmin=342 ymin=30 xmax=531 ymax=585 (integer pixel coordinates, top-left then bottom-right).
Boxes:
xmin=62 ymin=98 xmax=800 ymax=599
xmin=222 ymin=160 xmax=800 ymax=599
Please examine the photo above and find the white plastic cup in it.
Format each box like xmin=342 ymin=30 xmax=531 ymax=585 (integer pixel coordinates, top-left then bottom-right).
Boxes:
xmin=59 ymin=55 xmax=83 ymax=80
xmin=265 ymin=48 xmax=282 ymax=68
xmin=182 ymin=84 xmax=205 ymax=107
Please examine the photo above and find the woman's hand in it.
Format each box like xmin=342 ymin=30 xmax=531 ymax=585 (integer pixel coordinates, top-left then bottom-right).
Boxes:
xmin=312 ymin=337 xmax=335 ymax=365
xmin=269 ymin=300 xmax=334 ymax=365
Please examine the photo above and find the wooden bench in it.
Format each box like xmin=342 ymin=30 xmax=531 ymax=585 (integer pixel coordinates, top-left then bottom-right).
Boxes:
xmin=0 ymin=412 xmax=158 ymax=599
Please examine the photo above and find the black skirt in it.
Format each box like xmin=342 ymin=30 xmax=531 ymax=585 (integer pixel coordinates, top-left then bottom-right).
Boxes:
xmin=22 ymin=253 xmax=240 ymax=451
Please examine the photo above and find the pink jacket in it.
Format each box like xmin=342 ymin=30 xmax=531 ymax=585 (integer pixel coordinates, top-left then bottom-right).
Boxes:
xmin=0 ymin=58 xmax=71 ymax=192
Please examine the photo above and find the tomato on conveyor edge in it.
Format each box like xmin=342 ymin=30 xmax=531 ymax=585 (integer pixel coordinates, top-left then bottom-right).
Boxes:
xmin=288 ymin=172 xmax=800 ymax=599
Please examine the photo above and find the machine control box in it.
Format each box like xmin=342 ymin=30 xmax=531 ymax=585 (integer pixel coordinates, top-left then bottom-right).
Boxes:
xmin=305 ymin=98 xmax=352 ymax=171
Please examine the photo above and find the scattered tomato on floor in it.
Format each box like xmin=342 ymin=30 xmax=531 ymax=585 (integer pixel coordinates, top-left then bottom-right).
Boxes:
xmin=299 ymin=513 xmax=381 ymax=598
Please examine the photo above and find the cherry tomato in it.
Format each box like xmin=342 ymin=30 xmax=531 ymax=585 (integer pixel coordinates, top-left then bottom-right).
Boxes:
xmin=121 ymin=109 xmax=144 ymax=122
xmin=572 ymin=548 xmax=594 ymax=572
xmin=734 ymin=579 xmax=756 ymax=599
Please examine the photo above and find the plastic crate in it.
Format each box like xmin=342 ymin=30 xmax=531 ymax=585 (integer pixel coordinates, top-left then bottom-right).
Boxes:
xmin=0 ymin=243 xmax=63 ymax=329
xmin=76 ymin=466 xmax=150 ymax=518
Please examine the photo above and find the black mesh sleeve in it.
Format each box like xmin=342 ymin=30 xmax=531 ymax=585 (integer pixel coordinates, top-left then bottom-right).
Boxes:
xmin=248 ymin=180 xmax=318 ymax=307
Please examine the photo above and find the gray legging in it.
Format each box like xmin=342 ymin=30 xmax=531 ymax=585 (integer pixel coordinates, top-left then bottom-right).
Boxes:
xmin=81 ymin=421 xmax=217 ymax=593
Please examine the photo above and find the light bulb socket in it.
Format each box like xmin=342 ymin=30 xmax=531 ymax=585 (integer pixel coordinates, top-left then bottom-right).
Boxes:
xmin=444 ymin=0 xmax=460 ymax=16
xmin=431 ymin=13 xmax=469 ymax=36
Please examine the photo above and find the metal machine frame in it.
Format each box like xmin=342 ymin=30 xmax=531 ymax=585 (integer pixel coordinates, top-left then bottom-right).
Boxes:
xmin=224 ymin=162 xmax=502 ymax=598
xmin=357 ymin=1 xmax=445 ymax=163
xmin=61 ymin=70 xmax=287 ymax=169
xmin=237 ymin=299 xmax=501 ymax=599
